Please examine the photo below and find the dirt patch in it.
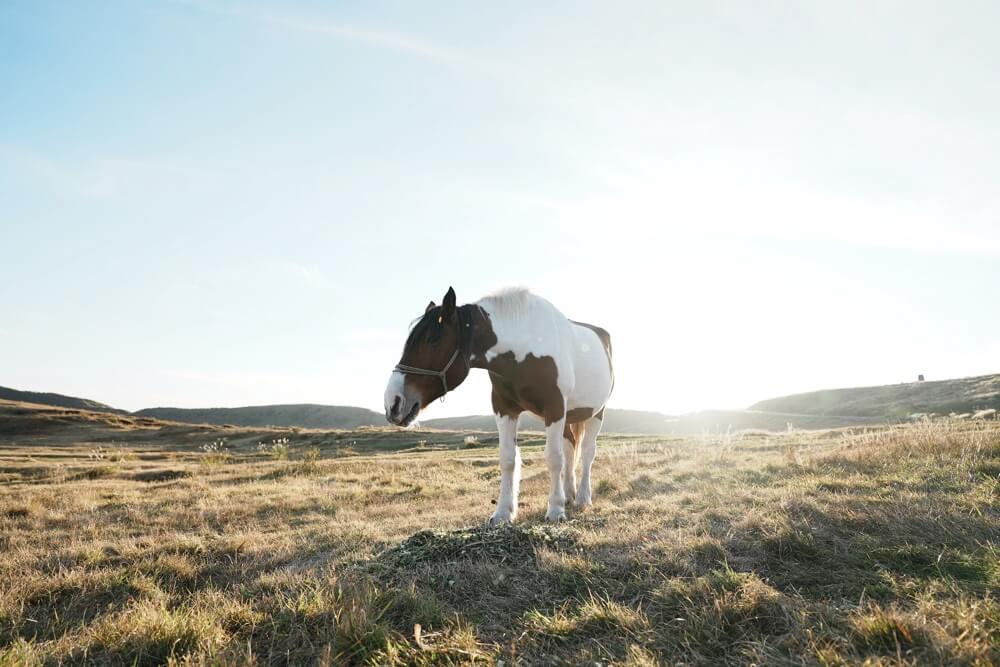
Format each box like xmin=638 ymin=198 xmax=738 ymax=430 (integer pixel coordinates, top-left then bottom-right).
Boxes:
xmin=375 ymin=523 xmax=578 ymax=569
xmin=129 ymin=469 xmax=191 ymax=483
xmin=2 ymin=507 xmax=32 ymax=518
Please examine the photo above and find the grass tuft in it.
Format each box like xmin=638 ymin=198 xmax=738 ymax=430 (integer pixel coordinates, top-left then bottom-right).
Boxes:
xmin=851 ymin=605 xmax=925 ymax=655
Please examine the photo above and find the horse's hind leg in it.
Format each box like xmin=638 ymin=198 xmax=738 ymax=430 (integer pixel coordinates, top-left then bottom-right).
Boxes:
xmin=563 ymin=422 xmax=584 ymax=505
xmin=576 ymin=414 xmax=603 ymax=508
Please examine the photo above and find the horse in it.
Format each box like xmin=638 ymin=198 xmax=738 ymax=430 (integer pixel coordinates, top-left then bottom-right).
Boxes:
xmin=384 ymin=287 xmax=614 ymax=524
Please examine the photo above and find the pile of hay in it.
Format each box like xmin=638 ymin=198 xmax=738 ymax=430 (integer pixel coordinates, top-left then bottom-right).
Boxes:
xmin=376 ymin=523 xmax=577 ymax=569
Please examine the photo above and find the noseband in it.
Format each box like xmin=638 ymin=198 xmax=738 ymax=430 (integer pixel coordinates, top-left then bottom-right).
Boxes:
xmin=394 ymin=347 xmax=462 ymax=398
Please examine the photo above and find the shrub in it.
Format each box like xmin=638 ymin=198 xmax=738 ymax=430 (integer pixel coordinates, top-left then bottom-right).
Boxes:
xmin=258 ymin=437 xmax=291 ymax=460
xmin=200 ymin=439 xmax=231 ymax=467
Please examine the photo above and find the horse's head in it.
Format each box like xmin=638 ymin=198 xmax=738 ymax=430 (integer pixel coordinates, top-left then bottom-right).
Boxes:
xmin=384 ymin=286 xmax=472 ymax=426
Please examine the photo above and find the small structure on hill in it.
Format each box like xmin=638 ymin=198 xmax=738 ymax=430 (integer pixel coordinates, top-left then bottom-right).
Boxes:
xmin=918 ymin=374 xmax=925 ymax=382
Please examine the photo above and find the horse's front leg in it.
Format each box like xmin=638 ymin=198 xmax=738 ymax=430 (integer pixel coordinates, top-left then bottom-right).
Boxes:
xmin=489 ymin=414 xmax=520 ymax=525
xmin=544 ymin=414 xmax=568 ymax=522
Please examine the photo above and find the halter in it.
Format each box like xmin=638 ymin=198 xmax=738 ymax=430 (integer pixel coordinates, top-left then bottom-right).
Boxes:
xmin=394 ymin=347 xmax=463 ymax=399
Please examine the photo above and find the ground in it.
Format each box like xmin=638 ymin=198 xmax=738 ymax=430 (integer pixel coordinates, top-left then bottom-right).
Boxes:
xmin=0 ymin=403 xmax=998 ymax=665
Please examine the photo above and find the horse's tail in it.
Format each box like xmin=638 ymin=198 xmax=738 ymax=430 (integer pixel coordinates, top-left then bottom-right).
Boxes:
xmin=570 ymin=423 xmax=587 ymax=459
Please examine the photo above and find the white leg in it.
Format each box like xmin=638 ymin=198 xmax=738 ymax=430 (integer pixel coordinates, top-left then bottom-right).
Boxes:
xmin=562 ymin=434 xmax=578 ymax=506
xmin=576 ymin=416 xmax=602 ymax=507
xmin=490 ymin=414 xmax=520 ymax=525
xmin=545 ymin=416 xmax=568 ymax=522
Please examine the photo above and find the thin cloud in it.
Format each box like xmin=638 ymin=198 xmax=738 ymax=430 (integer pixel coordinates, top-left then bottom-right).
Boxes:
xmin=550 ymin=149 xmax=1000 ymax=259
xmin=271 ymin=260 xmax=336 ymax=289
xmin=258 ymin=13 xmax=466 ymax=66
xmin=174 ymin=0 xmax=474 ymax=69
xmin=0 ymin=145 xmax=221 ymax=199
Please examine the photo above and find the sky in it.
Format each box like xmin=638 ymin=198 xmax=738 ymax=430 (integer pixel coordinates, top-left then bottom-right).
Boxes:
xmin=2 ymin=1 xmax=999 ymax=421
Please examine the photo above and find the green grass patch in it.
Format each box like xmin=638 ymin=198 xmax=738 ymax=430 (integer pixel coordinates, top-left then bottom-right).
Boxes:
xmin=868 ymin=545 xmax=989 ymax=585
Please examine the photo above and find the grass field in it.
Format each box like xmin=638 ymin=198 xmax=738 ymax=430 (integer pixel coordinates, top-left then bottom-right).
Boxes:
xmin=1 ymin=403 xmax=998 ymax=665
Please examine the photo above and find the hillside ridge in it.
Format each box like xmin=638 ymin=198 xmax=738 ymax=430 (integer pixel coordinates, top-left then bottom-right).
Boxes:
xmin=749 ymin=373 xmax=1000 ymax=418
xmin=133 ymin=404 xmax=384 ymax=429
xmin=0 ymin=385 xmax=125 ymax=415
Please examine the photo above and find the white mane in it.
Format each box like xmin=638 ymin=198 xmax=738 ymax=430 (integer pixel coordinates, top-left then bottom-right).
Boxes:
xmin=476 ymin=287 xmax=541 ymax=321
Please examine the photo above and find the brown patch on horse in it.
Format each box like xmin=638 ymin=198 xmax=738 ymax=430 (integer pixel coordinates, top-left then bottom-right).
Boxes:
xmin=490 ymin=386 xmax=521 ymax=420
xmin=469 ymin=306 xmax=499 ymax=364
xmin=486 ymin=352 xmax=565 ymax=426
xmin=566 ymin=407 xmax=596 ymax=424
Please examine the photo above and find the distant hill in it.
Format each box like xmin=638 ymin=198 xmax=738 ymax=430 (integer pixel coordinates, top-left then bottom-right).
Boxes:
xmin=749 ymin=373 xmax=1000 ymax=418
xmin=133 ymin=404 xmax=384 ymax=429
xmin=2 ymin=385 xmax=386 ymax=430
xmin=0 ymin=386 xmax=125 ymax=415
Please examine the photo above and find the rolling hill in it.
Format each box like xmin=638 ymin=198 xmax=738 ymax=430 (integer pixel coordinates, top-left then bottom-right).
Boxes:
xmin=133 ymin=404 xmax=384 ymax=429
xmin=750 ymin=373 xmax=1000 ymax=418
xmin=0 ymin=385 xmax=125 ymax=415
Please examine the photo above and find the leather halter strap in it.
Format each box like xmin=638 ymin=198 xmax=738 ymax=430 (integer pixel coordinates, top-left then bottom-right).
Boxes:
xmin=393 ymin=347 xmax=462 ymax=398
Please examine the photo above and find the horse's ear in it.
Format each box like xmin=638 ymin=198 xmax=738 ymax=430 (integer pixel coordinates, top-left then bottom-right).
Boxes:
xmin=441 ymin=287 xmax=457 ymax=320
xmin=425 ymin=301 xmax=436 ymax=314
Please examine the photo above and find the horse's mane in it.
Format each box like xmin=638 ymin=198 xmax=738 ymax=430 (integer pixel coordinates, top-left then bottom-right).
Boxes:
xmin=403 ymin=302 xmax=478 ymax=359
xmin=476 ymin=287 xmax=538 ymax=321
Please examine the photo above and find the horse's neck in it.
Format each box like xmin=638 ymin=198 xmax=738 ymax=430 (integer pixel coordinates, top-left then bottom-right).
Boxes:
xmin=466 ymin=304 xmax=499 ymax=369
xmin=469 ymin=297 xmax=563 ymax=368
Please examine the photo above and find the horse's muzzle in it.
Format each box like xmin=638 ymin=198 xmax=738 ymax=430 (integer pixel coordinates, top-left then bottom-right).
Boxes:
xmin=385 ymin=394 xmax=420 ymax=426
xmin=384 ymin=370 xmax=422 ymax=426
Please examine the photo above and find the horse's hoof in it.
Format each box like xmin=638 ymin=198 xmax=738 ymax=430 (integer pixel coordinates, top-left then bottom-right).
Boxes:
xmin=489 ymin=510 xmax=515 ymax=527
xmin=575 ymin=494 xmax=592 ymax=509
xmin=544 ymin=509 xmax=566 ymax=523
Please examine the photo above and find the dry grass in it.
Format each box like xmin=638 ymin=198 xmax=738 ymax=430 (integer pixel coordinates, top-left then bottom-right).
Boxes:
xmin=1 ymin=405 xmax=998 ymax=665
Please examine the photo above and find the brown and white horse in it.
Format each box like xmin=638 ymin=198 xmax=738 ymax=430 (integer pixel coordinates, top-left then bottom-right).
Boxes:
xmin=384 ymin=287 xmax=614 ymax=523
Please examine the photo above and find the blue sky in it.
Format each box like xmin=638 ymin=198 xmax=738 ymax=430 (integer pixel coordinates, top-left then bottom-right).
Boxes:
xmin=2 ymin=1 xmax=999 ymax=419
